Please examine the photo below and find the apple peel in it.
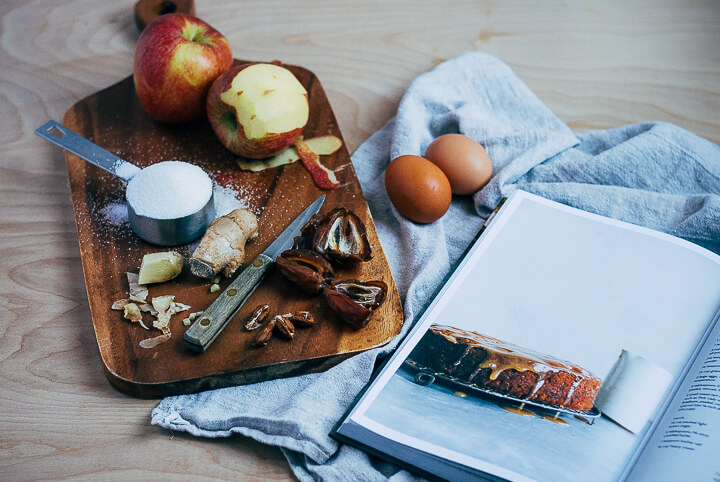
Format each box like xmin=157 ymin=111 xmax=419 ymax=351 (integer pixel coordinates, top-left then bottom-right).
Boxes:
xmin=295 ymin=138 xmax=340 ymax=190
xmin=235 ymin=135 xmax=342 ymax=172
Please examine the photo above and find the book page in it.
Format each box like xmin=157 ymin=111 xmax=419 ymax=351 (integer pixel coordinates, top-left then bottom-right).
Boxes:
xmin=626 ymin=311 xmax=720 ymax=481
xmin=340 ymin=191 xmax=720 ymax=481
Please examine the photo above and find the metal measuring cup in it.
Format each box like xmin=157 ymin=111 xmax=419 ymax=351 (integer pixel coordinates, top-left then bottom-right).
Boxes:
xmin=35 ymin=120 xmax=215 ymax=246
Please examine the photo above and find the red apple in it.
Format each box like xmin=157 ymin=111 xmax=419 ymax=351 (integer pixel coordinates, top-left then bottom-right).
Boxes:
xmin=206 ymin=63 xmax=309 ymax=159
xmin=133 ymin=13 xmax=233 ymax=123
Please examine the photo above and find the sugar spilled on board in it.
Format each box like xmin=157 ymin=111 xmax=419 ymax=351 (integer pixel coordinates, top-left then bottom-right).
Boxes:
xmin=213 ymin=183 xmax=250 ymax=217
xmin=100 ymin=202 xmax=130 ymax=228
xmin=90 ymin=193 xmax=141 ymax=254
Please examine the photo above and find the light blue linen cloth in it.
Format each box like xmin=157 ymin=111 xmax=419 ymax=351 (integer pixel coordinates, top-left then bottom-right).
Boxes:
xmin=152 ymin=52 xmax=720 ymax=481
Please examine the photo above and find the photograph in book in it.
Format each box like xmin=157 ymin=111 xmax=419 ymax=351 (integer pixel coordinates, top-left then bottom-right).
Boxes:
xmin=336 ymin=190 xmax=720 ymax=482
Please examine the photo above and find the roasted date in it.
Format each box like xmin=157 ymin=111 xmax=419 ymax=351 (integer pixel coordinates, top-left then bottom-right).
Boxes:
xmin=298 ymin=208 xmax=372 ymax=264
xmin=324 ymin=279 xmax=387 ymax=329
xmin=245 ymin=304 xmax=270 ymax=331
xmin=275 ymin=249 xmax=334 ymax=294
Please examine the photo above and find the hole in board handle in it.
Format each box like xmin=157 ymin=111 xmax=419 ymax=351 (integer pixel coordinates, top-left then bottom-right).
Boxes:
xmin=199 ymin=317 xmax=210 ymax=327
xmin=157 ymin=1 xmax=177 ymax=15
xmin=47 ymin=126 xmax=65 ymax=138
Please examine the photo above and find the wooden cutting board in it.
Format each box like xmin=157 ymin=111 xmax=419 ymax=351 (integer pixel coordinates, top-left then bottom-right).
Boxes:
xmin=62 ymin=60 xmax=403 ymax=398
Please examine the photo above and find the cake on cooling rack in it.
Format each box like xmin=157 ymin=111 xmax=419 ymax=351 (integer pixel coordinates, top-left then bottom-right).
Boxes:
xmin=407 ymin=324 xmax=601 ymax=411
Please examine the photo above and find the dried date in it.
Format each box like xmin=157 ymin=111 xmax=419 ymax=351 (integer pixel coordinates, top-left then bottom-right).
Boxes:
xmin=324 ymin=279 xmax=387 ymax=329
xmin=275 ymin=249 xmax=334 ymax=294
xmin=297 ymin=208 xmax=372 ymax=265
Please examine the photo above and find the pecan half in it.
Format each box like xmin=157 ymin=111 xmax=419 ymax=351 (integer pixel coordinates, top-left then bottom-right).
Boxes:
xmin=324 ymin=279 xmax=387 ymax=329
xmin=253 ymin=318 xmax=276 ymax=347
xmin=245 ymin=304 xmax=270 ymax=331
xmin=275 ymin=249 xmax=334 ymax=294
xmin=289 ymin=311 xmax=316 ymax=327
xmin=273 ymin=315 xmax=295 ymax=340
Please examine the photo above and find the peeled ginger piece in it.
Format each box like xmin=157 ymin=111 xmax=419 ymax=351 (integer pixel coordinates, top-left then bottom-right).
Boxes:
xmin=138 ymin=251 xmax=184 ymax=284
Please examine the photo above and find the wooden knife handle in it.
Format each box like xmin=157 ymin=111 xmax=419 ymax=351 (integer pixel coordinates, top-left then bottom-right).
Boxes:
xmin=134 ymin=0 xmax=196 ymax=31
xmin=184 ymin=254 xmax=274 ymax=352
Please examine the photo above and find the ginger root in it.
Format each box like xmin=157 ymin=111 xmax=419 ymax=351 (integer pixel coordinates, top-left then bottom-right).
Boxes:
xmin=189 ymin=209 xmax=258 ymax=279
xmin=138 ymin=251 xmax=184 ymax=285
xmin=123 ymin=302 xmax=143 ymax=323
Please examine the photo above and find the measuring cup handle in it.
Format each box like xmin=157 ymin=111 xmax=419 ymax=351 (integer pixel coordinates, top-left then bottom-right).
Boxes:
xmin=34 ymin=120 xmax=141 ymax=181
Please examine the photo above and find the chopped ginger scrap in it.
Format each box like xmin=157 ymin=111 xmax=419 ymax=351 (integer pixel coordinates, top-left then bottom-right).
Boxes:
xmin=112 ymin=273 xmax=192 ymax=347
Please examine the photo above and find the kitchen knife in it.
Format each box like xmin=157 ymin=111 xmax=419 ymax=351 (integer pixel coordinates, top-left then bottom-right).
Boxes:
xmin=184 ymin=195 xmax=325 ymax=352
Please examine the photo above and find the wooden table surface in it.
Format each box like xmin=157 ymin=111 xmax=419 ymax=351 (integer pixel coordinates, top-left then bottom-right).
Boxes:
xmin=2 ymin=0 xmax=719 ymax=480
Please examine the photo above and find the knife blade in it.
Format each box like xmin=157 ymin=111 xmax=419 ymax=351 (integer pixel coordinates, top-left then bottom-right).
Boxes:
xmin=184 ymin=195 xmax=326 ymax=352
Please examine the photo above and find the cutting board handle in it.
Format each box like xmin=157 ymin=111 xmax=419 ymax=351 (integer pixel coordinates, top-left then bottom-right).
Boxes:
xmin=134 ymin=0 xmax=196 ymax=31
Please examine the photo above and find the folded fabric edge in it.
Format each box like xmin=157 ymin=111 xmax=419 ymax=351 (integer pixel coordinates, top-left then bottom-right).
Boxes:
xmin=151 ymin=405 xmax=335 ymax=464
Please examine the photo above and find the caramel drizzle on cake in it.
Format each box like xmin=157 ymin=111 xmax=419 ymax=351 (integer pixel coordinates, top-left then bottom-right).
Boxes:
xmin=435 ymin=325 xmax=591 ymax=379
xmin=420 ymin=324 xmax=601 ymax=410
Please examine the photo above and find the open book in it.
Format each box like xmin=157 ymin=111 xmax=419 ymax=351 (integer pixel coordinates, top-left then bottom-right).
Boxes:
xmin=333 ymin=190 xmax=720 ymax=481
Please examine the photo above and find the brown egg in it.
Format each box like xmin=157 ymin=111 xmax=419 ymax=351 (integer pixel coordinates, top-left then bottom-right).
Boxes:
xmin=385 ymin=155 xmax=452 ymax=224
xmin=425 ymin=134 xmax=493 ymax=195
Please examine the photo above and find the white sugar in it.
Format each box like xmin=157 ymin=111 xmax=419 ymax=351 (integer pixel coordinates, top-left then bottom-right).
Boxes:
xmin=126 ymin=161 xmax=212 ymax=219
xmin=100 ymin=201 xmax=128 ymax=225
xmin=114 ymin=160 xmax=141 ymax=180
xmin=213 ymin=184 xmax=249 ymax=217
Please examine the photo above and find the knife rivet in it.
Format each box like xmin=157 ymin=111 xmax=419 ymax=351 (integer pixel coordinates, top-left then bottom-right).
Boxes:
xmin=253 ymin=258 xmax=263 ymax=267
xmin=199 ymin=317 xmax=211 ymax=327
xmin=227 ymin=288 xmax=238 ymax=296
